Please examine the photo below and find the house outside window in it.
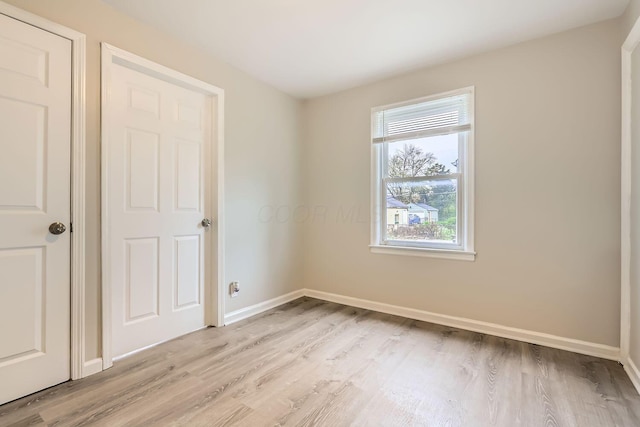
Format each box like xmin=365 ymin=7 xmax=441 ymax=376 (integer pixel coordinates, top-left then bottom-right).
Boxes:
xmin=370 ymin=87 xmax=475 ymax=260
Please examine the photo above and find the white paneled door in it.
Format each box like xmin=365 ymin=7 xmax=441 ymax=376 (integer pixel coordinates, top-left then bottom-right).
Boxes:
xmin=105 ymin=59 xmax=212 ymax=358
xmin=0 ymin=14 xmax=72 ymax=404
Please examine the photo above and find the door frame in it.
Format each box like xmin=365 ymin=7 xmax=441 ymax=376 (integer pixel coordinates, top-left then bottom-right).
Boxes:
xmin=100 ymin=43 xmax=225 ymax=369
xmin=621 ymin=16 xmax=640 ymax=367
xmin=0 ymin=2 xmax=88 ymax=380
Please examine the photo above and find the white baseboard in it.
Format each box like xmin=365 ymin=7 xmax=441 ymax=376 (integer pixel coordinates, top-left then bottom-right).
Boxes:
xmin=224 ymin=289 xmax=305 ymax=325
xmin=221 ymin=287 xmax=619 ymax=362
xmin=88 ymin=288 xmax=629 ymax=385
xmin=623 ymin=356 xmax=640 ymax=394
xmin=82 ymin=358 xmax=103 ymax=377
xmin=303 ymin=289 xmax=620 ymax=361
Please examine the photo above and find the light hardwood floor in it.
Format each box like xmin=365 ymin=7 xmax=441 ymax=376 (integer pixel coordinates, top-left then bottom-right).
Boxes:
xmin=1 ymin=297 xmax=639 ymax=426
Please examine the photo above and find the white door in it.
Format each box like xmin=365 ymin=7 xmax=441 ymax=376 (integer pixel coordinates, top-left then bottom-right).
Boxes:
xmin=0 ymin=14 xmax=71 ymax=405
xmin=105 ymin=59 xmax=212 ymax=358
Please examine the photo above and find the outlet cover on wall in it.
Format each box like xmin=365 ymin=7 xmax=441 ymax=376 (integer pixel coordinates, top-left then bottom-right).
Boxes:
xmin=230 ymin=281 xmax=240 ymax=298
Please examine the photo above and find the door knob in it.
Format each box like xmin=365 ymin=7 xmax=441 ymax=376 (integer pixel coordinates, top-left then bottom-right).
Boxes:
xmin=201 ymin=218 xmax=212 ymax=228
xmin=49 ymin=222 xmax=66 ymax=235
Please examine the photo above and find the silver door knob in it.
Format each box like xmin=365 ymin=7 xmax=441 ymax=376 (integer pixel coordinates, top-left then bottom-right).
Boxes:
xmin=201 ymin=218 xmax=212 ymax=228
xmin=49 ymin=222 xmax=66 ymax=235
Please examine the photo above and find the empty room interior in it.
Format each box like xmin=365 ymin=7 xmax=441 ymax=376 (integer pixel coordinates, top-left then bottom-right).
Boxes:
xmin=3 ymin=0 xmax=640 ymax=425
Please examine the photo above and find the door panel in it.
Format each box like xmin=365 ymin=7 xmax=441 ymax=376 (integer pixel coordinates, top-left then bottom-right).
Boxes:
xmin=174 ymin=235 xmax=200 ymax=309
xmin=176 ymin=139 xmax=201 ymax=211
xmin=124 ymin=238 xmax=159 ymax=323
xmin=127 ymin=129 xmax=160 ymax=211
xmin=0 ymin=247 xmax=44 ymax=361
xmin=0 ymin=34 xmax=48 ymax=86
xmin=0 ymin=13 xmax=71 ymax=405
xmin=107 ymin=62 xmax=211 ymax=358
xmin=0 ymin=98 xmax=46 ymax=210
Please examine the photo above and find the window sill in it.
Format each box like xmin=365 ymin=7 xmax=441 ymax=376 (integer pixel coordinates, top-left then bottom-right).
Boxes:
xmin=369 ymin=245 xmax=476 ymax=261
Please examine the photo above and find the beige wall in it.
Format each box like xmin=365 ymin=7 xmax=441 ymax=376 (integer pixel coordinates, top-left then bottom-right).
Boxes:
xmin=624 ymin=0 xmax=640 ymax=35
xmin=3 ymin=0 xmax=303 ymax=360
xmin=302 ymin=19 xmax=622 ymax=346
xmin=3 ymin=0 xmax=628 ymax=362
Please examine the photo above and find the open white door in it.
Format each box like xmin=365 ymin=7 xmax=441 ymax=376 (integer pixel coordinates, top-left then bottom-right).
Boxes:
xmin=0 ymin=13 xmax=72 ymax=404
xmin=103 ymin=47 xmax=221 ymax=359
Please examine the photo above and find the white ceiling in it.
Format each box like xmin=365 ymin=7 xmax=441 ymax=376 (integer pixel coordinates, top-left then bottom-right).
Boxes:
xmin=102 ymin=0 xmax=628 ymax=99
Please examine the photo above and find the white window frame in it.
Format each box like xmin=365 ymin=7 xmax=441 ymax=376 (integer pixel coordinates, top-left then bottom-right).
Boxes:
xmin=370 ymin=87 xmax=475 ymax=261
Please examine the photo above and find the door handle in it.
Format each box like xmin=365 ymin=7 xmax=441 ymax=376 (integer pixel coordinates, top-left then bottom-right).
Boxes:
xmin=49 ymin=222 xmax=67 ymax=235
xmin=201 ymin=218 xmax=212 ymax=228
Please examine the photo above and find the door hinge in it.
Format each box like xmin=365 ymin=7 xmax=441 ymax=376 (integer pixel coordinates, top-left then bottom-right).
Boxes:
xmin=70 ymin=222 xmax=73 ymax=233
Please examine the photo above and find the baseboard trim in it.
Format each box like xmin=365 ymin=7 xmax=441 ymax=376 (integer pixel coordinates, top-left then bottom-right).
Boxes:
xmin=82 ymin=358 xmax=103 ymax=377
xmin=224 ymin=289 xmax=305 ymax=325
xmin=303 ymin=289 xmax=620 ymax=361
xmin=221 ymin=288 xmax=620 ymax=361
xmin=623 ymin=356 xmax=640 ymax=394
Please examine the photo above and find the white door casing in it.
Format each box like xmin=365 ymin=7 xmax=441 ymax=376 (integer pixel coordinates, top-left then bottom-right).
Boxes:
xmin=101 ymin=44 xmax=225 ymax=366
xmin=622 ymin=15 xmax=640 ymax=387
xmin=0 ymin=12 xmax=71 ymax=405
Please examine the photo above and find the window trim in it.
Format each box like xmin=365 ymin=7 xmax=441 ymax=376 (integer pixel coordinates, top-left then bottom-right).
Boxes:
xmin=370 ymin=86 xmax=475 ymax=260
xmin=369 ymin=245 xmax=476 ymax=261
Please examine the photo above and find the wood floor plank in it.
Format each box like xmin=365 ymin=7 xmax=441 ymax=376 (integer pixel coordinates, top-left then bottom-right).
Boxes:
xmin=1 ymin=297 xmax=639 ymax=426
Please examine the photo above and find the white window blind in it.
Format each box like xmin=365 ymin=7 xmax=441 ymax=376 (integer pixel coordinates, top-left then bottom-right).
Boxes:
xmin=372 ymin=91 xmax=472 ymax=144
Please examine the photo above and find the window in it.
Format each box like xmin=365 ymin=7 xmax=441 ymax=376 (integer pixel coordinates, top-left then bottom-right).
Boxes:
xmin=370 ymin=87 xmax=475 ymax=260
